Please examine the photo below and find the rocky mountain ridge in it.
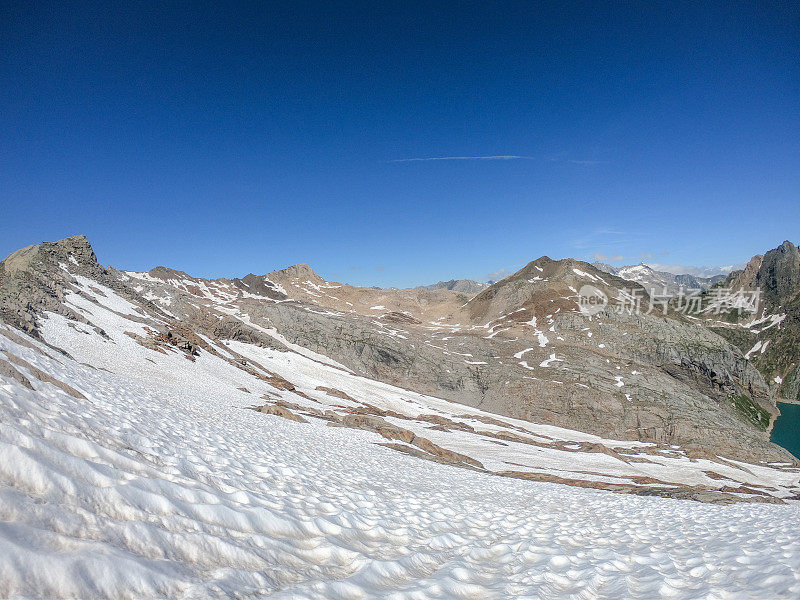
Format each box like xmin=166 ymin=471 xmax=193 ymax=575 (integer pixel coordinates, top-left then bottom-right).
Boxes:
xmin=0 ymin=235 xmax=791 ymax=470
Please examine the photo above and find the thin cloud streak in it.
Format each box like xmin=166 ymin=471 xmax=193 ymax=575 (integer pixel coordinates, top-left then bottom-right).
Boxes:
xmin=389 ymin=155 xmax=536 ymax=163
xmin=484 ymin=267 xmax=511 ymax=282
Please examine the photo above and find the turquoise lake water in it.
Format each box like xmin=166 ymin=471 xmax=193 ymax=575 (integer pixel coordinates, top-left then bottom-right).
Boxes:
xmin=771 ymin=402 xmax=800 ymax=460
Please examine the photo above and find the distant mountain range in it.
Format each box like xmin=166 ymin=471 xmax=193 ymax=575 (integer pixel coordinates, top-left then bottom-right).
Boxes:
xmin=413 ymin=261 xmax=729 ymax=298
xmin=593 ymin=262 xmax=725 ymax=295
xmin=418 ymin=279 xmax=487 ymax=293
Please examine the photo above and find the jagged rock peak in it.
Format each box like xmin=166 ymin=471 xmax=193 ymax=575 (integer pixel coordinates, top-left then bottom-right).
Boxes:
xmin=0 ymin=234 xmax=107 ymax=335
xmin=759 ymin=240 xmax=800 ymax=303
xmin=50 ymin=234 xmax=96 ymax=258
xmin=1 ymin=234 xmax=98 ymax=275
xmin=148 ymin=266 xmax=194 ymax=281
xmin=269 ymin=263 xmax=324 ymax=282
xmin=420 ymin=279 xmax=487 ymax=293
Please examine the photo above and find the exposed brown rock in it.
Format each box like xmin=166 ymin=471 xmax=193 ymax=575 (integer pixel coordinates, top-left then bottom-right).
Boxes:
xmin=0 ymin=357 xmax=33 ymax=389
xmin=410 ymin=436 xmax=483 ymax=468
xmin=253 ymin=403 xmax=308 ymax=423
xmin=315 ymin=386 xmax=355 ymax=401
xmin=2 ymin=350 xmax=86 ymax=399
xmin=332 ymin=413 xmax=416 ymax=444
xmin=380 ymin=312 xmax=422 ymax=325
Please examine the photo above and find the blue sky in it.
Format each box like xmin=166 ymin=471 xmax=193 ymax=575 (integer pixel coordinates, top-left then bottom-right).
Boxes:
xmin=1 ymin=1 xmax=798 ymax=287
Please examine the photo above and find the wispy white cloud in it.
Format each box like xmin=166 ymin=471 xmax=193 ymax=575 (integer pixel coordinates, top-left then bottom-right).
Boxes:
xmin=570 ymin=228 xmax=632 ymax=251
xmin=484 ymin=267 xmax=511 ymax=282
xmin=594 ymin=252 xmax=623 ymax=262
xmin=639 ymin=251 xmax=669 ymax=260
xmin=390 ymin=154 xmax=606 ymax=165
xmin=389 ymin=155 xmax=536 ymax=163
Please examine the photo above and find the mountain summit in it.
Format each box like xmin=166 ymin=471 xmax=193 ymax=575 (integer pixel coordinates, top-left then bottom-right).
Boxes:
xmin=268 ymin=262 xmax=325 ymax=283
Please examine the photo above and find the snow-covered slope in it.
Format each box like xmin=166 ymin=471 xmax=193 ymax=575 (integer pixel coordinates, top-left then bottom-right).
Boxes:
xmin=12 ymin=266 xmax=800 ymax=502
xmin=2 ymin=263 xmax=800 ymax=597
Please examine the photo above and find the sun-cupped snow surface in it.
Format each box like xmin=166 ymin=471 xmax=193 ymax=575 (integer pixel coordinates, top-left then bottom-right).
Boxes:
xmin=1 ymin=329 xmax=800 ymax=599
xmin=1 ymin=271 xmax=800 ymax=598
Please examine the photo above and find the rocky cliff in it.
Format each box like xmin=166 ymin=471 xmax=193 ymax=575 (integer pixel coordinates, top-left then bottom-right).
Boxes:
xmin=706 ymin=241 xmax=800 ymax=403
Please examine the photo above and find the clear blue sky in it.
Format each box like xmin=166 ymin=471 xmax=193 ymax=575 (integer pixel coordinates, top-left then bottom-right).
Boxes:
xmin=2 ymin=1 xmax=798 ymax=287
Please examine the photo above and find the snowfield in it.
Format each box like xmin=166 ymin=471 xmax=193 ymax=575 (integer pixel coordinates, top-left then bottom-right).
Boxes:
xmin=1 ymin=272 xmax=800 ymax=598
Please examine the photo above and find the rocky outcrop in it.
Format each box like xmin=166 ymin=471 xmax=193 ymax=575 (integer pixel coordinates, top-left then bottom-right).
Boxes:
xmin=0 ymin=236 xmax=176 ymax=338
xmin=0 ymin=235 xmax=103 ymax=335
xmin=0 ymin=356 xmax=33 ymax=389
xmin=758 ymin=241 xmax=800 ymax=304
xmin=254 ymin=403 xmax=308 ymax=423
xmin=233 ymin=274 xmax=288 ymax=301
xmin=2 ymin=350 xmax=86 ymax=399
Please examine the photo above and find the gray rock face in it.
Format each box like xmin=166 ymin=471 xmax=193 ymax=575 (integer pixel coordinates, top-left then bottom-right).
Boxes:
xmin=0 ymin=235 xmax=111 ymax=335
xmin=0 ymin=235 xmax=793 ymax=464
xmin=234 ymin=274 xmax=288 ymax=301
xmin=419 ymin=279 xmax=487 ymax=293
xmin=709 ymin=241 xmax=800 ymax=403
xmin=230 ymin=295 xmax=783 ymax=461
xmin=756 ymin=241 xmax=800 ymax=305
